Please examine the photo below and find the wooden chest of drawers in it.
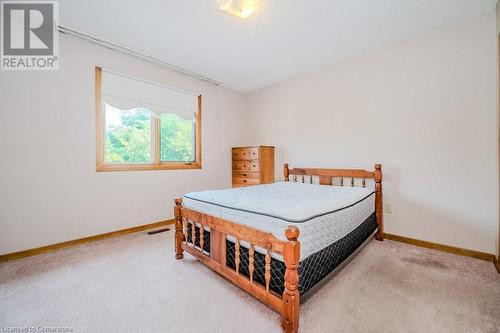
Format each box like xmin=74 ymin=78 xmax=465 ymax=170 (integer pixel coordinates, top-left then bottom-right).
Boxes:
xmin=232 ymin=146 xmax=274 ymax=188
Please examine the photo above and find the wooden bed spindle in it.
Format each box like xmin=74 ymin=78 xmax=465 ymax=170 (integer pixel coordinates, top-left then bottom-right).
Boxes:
xmin=191 ymin=221 xmax=196 ymax=248
xmin=235 ymin=239 xmax=240 ymax=275
xmin=199 ymin=226 xmax=204 ymax=253
xmin=340 ymin=177 xmax=344 ymax=187
xmin=309 ymin=176 xmax=313 ymax=184
xmin=182 ymin=219 xmax=188 ymax=245
xmin=265 ymin=251 xmax=271 ymax=292
xmin=362 ymin=178 xmax=366 ymax=188
xmin=301 ymin=175 xmax=304 ymax=183
xmin=284 ymin=163 xmax=289 ymax=181
xmin=351 ymin=177 xmax=354 ymax=187
xmin=293 ymin=175 xmax=297 ymax=182
xmin=249 ymin=244 xmax=255 ymax=282
xmin=319 ymin=175 xmax=332 ymax=185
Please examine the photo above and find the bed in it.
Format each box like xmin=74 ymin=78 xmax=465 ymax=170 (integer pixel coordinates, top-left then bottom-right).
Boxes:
xmin=174 ymin=164 xmax=383 ymax=333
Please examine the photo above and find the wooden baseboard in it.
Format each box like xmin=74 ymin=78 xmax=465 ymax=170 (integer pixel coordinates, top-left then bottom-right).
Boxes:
xmin=0 ymin=219 xmax=174 ymax=263
xmin=384 ymin=233 xmax=495 ymax=262
xmin=494 ymin=256 xmax=500 ymax=273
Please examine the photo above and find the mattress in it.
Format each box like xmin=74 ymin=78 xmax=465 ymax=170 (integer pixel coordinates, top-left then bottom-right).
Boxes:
xmin=183 ymin=181 xmax=375 ymax=261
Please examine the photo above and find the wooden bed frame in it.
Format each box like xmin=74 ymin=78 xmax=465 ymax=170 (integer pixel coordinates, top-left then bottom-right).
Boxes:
xmin=174 ymin=164 xmax=383 ymax=333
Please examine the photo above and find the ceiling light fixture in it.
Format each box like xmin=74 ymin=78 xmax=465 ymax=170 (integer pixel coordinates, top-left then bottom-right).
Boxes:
xmin=219 ymin=0 xmax=262 ymax=19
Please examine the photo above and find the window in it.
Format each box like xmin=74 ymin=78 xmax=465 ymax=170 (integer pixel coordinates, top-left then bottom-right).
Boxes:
xmin=95 ymin=67 xmax=201 ymax=171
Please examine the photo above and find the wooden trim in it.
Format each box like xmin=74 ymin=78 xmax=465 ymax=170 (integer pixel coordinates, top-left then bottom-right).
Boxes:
xmin=95 ymin=66 xmax=104 ymax=170
xmin=384 ymin=233 xmax=496 ymax=262
xmin=96 ymin=162 xmax=201 ymax=172
xmin=494 ymin=256 xmax=500 ymax=273
xmin=196 ymin=95 xmax=202 ymax=169
xmin=0 ymin=219 xmax=174 ymax=263
xmin=287 ymin=167 xmax=375 ymax=179
xmin=95 ymin=67 xmax=202 ymax=172
xmin=152 ymin=114 xmax=160 ymax=166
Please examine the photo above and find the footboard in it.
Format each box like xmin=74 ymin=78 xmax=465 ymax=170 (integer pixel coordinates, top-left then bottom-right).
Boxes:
xmin=174 ymin=198 xmax=301 ymax=333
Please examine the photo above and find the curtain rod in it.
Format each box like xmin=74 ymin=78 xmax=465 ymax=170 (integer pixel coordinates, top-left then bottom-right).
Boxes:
xmin=57 ymin=25 xmax=222 ymax=86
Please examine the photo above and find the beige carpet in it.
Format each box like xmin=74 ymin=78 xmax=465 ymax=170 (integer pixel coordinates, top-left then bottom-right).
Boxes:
xmin=1 ymin=228 xmax=499 ymax=333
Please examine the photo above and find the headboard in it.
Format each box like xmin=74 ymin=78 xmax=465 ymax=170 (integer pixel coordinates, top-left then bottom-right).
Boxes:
xmin=283 ymin=163 xmax=383 ymax=240
xmin=284 ymin=163 xmax=381 ymax=187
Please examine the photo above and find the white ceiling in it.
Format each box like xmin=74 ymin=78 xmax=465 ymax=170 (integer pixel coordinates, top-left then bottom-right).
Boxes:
xmin=59 ymin=0 xmax=497 ymax=92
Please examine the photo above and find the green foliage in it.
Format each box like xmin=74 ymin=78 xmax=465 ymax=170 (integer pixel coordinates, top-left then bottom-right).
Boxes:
xmin=160 ymin=114 xmax=195 ymax=162
xmin=104 ymin=106 xmax=195 ymax=163
xmin=105 ymin=108 xmax=151 ymax=163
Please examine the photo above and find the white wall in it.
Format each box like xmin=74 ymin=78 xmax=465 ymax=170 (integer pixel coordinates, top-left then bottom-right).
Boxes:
xmin=496 ymin=0 xmax=500 ymax=259
xmin=246 ymin=11 xmax=499 ymax=254
xmin=0 ymin=34 xmax=247 ymax=254
xmin=497 ymin=0 xmax=500 ymax=33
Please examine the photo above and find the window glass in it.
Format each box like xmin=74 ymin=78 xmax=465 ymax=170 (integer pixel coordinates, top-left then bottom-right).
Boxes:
xmin=105 ymin=105 xmax=152 ymax=163
xmin=160 ymin=113 xmax=195 ymax=162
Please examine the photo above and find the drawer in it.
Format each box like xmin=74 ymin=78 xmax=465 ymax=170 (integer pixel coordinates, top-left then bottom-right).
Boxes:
xmin=232 ymin=177 xmax=260 ymax=186
xmin=232 ymin=171 xmax=260 ymax=179
xmin=233 ymin=160 xmax=260 ymax=172
xmin=232 ymin=147 xmax=259 ymax=160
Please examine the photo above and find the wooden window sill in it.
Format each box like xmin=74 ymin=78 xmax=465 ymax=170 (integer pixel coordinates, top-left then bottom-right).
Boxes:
xmin=96 ymin=162 xmax=201 ymax=172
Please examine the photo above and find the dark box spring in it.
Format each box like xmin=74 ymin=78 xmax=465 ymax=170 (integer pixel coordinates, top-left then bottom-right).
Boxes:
xmin=186 ymin=212 xmax=377 ymax=296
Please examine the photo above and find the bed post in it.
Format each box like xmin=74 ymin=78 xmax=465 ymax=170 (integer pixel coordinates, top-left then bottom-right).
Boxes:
xmin=174 ymin=198 xmax=184 ymax=259
xmin=284 ymin=163 xmax=289 ymax=181
xmin=282 ymin=226 xmax=300 ymax=333
xmin=374 ymin=164 xmax=384 ymax=241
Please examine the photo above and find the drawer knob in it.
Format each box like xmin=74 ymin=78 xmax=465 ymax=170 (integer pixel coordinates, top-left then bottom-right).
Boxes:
xmin=243 ymin=180 xmax=247 ymax=183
